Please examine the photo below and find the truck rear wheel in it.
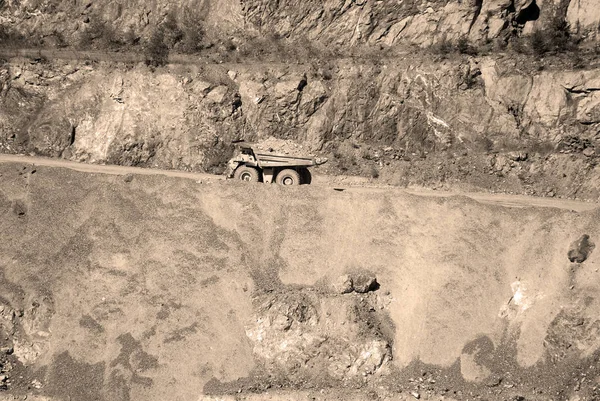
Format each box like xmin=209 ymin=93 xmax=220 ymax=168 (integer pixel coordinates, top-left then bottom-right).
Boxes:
xmin=276 ymin=169 xmax=301 ymax=186
xmin=298 ymin=168 xmax=312 ymax=185
xmin=234 ymin=166 xmax=261 ymax=182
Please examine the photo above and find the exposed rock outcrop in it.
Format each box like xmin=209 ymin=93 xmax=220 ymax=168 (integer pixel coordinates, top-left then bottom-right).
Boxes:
xmin=1 ymin=54 xmax=600 ymax=199
xmin=245 ymin=288 xmax=392 ymax=382
xmin=0 ymin=0 xmax=598 ymax=49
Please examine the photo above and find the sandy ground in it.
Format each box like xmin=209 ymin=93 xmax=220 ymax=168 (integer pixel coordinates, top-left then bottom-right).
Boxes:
xmin=0 ymin=157 xmax=599 ymax=401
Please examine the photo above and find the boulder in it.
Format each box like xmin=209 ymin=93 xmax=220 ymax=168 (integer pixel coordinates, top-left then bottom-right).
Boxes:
xmin=583 ymin=147 xmax=595 ymax=157
xmin=27 ymin=119 xmax=75 ymax=158
xmin=333 ymin=272 xmax=378 ymax=294
xmin=352 ymin=273 xmax=378 ymax=293
xmin=333 ymin=274 xmax=353 ymax=294
xmin=568 ymin=234 xmax=595 ymax=263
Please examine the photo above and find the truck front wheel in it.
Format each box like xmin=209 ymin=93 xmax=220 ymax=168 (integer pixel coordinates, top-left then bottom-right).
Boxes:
xmin=276 ymin=169 xmax=301 ymax=186
xmin=234 ymin=166 xmax=261 ymax=182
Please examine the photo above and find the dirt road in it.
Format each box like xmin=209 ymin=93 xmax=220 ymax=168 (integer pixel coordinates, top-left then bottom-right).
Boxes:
xmin=0 ymin=47 xmax=274 ymax=66
xmin=0 ymin=47 xmax=401 ymax=66
xmin=1 ymin=154 xmax=597 ymax=212
xmin=0 ymin=154 xmax=221 ymax=182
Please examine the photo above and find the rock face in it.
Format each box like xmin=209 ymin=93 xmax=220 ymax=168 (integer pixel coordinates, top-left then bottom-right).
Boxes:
xmin=243 ymin=0 xmax=600 ymax=46
xmin=567 ymin=0 xmax=600 ymax=39
xmin=4 ymin=57 xmax=600 ymax=156
xmin=0 ymin=0 xmax=598 ymax=48
xmin=2 ymin=54 xmax=600 ymax=199
xmin=0 ymin=0 xmax=244 ymax=46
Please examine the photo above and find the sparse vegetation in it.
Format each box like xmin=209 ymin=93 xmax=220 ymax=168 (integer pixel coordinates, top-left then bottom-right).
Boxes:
xmin=178 ymin=7 xmax=205 ymax=54
xmin=160 ymin=12 xmax=184 ymax=49
xmin=460 ymin=69 xmax=481 ymax=89
xmin=432 ymin=35 xmax=479 ymax=57
xmin=143 ymin=9 xmax=206 ymax=64
xmin=333 ymin=149 xmax=358 ymax=173
xmin=123 ymin=25 xmax=139 ymax=46
xmin=529 ymin=28 xmax=548 ymax=56
xmin=0 ymin=25 xmax=27 ymax=48
xmin=528 ymin=139 xmax=556 ymax=156
xmin=432 ymin=36 xmax=453 ymax=56
xmin=456 ymin=36 xmax=477 ymax=55
xmin=234 ymin=33 xmax=334 ymax=63
xmin=571 ymin=49 xmax=585 ymax=69
xmin=510 ymin=36 xmax=528 ymax=54
xmin=369 ymin=166 xmax=380 ymax=179
xmin=51 ymin=31 xmax=68 ymax=48
xmin=144 ymin=27 xmax=170 ymax=67
xmin=473 ymin=136 xmax=494 ymax=153
xmin=528 ymin=15 xmax=576 ymax=56
xmin=78 ymin=17 xmax=120 ymax=49
xmin=547 ymin=15 xmax=574 ymax=52
xmin=456 ymin=36 xmax=469 ymax=54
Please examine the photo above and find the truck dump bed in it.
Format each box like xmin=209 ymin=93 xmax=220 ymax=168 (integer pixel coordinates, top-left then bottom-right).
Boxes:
xmin=254 ymin=153 xmax=321 ymax=168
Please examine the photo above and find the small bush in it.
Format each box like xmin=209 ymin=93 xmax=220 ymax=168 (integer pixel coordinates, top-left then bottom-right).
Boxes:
xmin=179 ymin=7 xmax=204 ymax=54
xmin=528 ymin=16 xmax=575 ymax=56
xmin=493 ymin=37 xmax=508 ymax=51
xmin=224 ymin=38 xmax=237 ymax=52
xmin=529 ymin=139 xmax=555 ymax=155
xmin=78 ymin=26 xmax=93 ymax=49
xmin=0 ymin=25 xmax=27 ymax=48
xmin=529 ymin=29 xmax=548 ymax=56
xmin=78 ymin=18 xmax=119 ymax=49
xmin=123 ymin=25 xmax=139 ymax=46
xmin=460 ymin=70 xmax=481 ymax=89
xmin=431 ymin=35 xmax=480 ymax=56
xmin=53 ymin=31 xmax=68 ymax=48
xmin=333 ymin=150 xmax=357 ymax=173
xmin=433 ymin=36 xmax=453 ymax=55
xmin=473 ymin=136 xmax=494 ymax=153
xmin=456 ymin=36 xmax=477 ymax=55
xmin=547 ymin=15 xmax=573 ymax=52
xmin=572 ymin=49 xmax=586 ymax=69
xmin=456 ymin=36 xmax=469 ymax=53
xmin=510 ymin=36 xmax=528 ymax=54
xmin=144 ymin=27 xmax=170 ymax=67
xmin=140 ymin=9 xmax=206 ymax=55
xmin=160 ymin=12 xmax=183 ymax=48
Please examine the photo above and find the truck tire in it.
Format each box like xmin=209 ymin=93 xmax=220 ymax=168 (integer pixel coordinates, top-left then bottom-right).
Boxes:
xmin=298 ymin=168 xmax=312 ymax=185
xmin=276 ymin=169 xmax=301 ymax=186
xmin=234 ymin=166 xmax=261 ymax=182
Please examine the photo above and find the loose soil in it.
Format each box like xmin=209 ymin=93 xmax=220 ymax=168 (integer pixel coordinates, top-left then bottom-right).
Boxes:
xmin=0 ymin=158 xmax=598 ymax=401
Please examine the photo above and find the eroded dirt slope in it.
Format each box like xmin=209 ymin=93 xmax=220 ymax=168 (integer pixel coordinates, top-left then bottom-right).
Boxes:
xmin=0 ymin=162 xmax=599 ymax=401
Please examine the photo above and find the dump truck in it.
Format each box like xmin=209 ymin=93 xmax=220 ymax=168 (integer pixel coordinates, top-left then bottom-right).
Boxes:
xmin=225 ymin=141 xmax=327 ymax=185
